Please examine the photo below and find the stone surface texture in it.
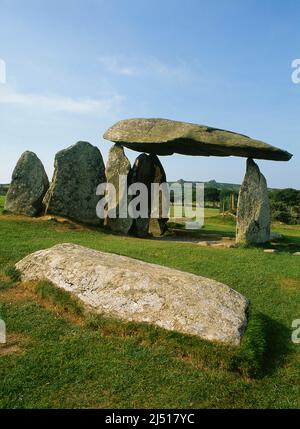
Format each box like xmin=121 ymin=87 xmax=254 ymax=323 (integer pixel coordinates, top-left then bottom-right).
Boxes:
xmin=130 ymin=153 xmax=168 ymax=237
xmin=236 ymin=158 xmax=271 ymax=244
xmin=16 ymin=243 xmax=249 ymax=345
xmin=103 ymin=118 xmax=292 ymax=161
xmin=104 ymin=144 xmax=133 ymax=234
xmin=5 ymin=151 xmax=49 ymax=216
xmin=43 ymin=141 xmax=105 ymax=225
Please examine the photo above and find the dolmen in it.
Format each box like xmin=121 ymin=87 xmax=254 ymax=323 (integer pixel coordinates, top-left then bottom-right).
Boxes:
xmin=104 ymin=118 xmax=293 ymax=244
xmin=5 ymin=117 xmax=293 ymax=244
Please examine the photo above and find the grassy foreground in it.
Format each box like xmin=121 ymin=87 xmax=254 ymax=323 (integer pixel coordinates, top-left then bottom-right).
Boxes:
xmin=0 ymin=196 xmax=300 ymax=408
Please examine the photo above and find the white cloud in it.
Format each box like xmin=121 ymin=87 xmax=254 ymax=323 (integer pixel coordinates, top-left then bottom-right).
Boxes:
xmin=0 ymin=85 xmax=124 ymax=114
xmin=98 ymin=55 xmax=138 ymax=76
xmin=145 ymin=57 xmax=190 ymax=81
xmin=98 ymin=54 xmax=193 ymax=82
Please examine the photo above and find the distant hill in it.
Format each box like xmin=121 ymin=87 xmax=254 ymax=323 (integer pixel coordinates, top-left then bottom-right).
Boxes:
xmin=203 ymin=180 xmax=240 ymax=191
xmin=169 ymin=179 xmax=240 ymax=192
xmin=169 ymin=179 xmax=299 ymax=192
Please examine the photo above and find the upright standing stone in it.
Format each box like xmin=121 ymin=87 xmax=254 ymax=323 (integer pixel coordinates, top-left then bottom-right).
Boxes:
xmin=104 ymin=144 xmax=133 ymax=234
xmin=43 ymin=141 xmax=105 ymax=225
xmin=130 ymin=153 xmax=168 ymax=237
xmin=236 ymin=158 xmax=271 ymax=244
xmin=5 ymin=151 xmax=49 ymax=216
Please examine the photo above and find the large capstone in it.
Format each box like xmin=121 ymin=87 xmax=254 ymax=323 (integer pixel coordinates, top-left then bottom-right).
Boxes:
xmin=104 ymin=144 xmax=133 ymax=234
xmin=236 ymin=158 xmax=271 ymax=244
xmin=103 ymin=118 xmax=292 ymax=161
xmin=16 ymin=243 xmax=249 ymax=345
xmin=5 ymin=151 xmax=49 ymax=216
xmin=130 ymin=153 xmax=168 ymax=237
xmin=43 ymin=141 xmax=105 ymax=225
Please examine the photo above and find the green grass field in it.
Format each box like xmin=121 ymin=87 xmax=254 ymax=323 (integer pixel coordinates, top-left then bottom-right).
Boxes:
xmin=0 ymin=195 xmax=300 ymax=408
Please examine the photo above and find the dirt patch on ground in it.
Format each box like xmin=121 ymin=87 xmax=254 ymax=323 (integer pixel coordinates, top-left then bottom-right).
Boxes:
xmin=0 ymin=212 xmax=92 ymax=232
xmin=0 ymin=213 xmax=31 ymax=221
xmin=0 ymin=333 xmax=27 ymax=356
xmin=39 ymin=215 xmax=93 ymax=232
xmin=0 ymin=282 xmax=33 ymax=301
xmin=155 ymin=231 xmax=235 ymax=248
xmin=279 ymin=277 xmax=300 ymax=291
xmin=0 ymin=282 xmax=84 ymax=326
xmin=0 ymin=273 xmax=11 ymax=283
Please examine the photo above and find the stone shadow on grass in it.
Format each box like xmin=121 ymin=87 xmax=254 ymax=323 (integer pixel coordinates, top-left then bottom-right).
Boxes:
xmin=261 ymin=314 xmax=294 ymax=377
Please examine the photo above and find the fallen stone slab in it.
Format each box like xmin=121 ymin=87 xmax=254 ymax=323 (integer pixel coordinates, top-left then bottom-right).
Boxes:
xmin=103 ymin=118 xmax=292 ymax=161
xmin=16 ymin=243 xmax=248 ymax=345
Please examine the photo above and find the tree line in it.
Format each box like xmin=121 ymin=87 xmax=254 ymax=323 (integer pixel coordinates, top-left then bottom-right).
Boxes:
xmin=203 ymin=186 xmax=300 ymax=224
xmin=269 ymin=188 xmax=300 ymax=224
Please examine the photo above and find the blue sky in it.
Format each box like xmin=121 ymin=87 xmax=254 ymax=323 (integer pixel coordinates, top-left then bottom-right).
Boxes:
xmin=0 ymin=0 xmax=299 ymax=187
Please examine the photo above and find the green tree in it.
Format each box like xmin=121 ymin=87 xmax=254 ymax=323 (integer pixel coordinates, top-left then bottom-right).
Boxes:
xmin=204 ymin=187 xmax=220 ymax=207
xmin=270 ymin=188 xmax=300 ymax=224
xmin=274 ymin=188 xmax=300 ymax=206
xmin=271 ymin=201 xmax=292 ymax=224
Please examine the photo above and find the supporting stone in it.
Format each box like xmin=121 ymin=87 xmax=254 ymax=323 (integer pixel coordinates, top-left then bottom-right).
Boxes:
xmin=104 ymin=144 xmax=133 ymax=234
xmin=130 ymin=153 xmax=168 ymax=237
xmin=5 ymin=151 xmax=49 ymax=216
xmin=236 ymin=158 xmax=271 ymax=244
xmin=43 ymin=141 xmax=105 ymax=225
